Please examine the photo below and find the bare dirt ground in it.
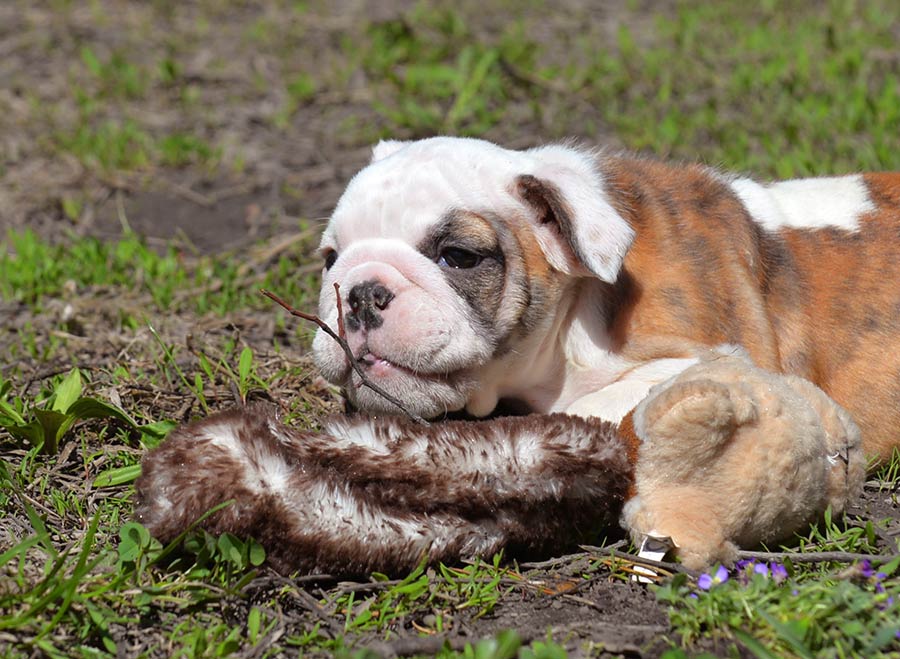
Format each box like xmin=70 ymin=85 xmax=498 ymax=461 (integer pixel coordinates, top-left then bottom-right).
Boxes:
xmin=2 ymin=1 xmax=898 ymax=657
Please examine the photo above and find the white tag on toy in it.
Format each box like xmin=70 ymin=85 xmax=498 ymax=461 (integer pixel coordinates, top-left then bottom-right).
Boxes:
xmin=632 ymin=533 xmax=674 ymax=583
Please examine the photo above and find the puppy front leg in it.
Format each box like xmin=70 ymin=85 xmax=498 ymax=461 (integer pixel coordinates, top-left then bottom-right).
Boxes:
xmin=566 ymin=357 xmax=700 ymax=424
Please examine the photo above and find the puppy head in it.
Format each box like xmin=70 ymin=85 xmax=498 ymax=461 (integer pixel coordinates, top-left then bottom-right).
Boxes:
xmin=313 ymin=137 xmax=634 ymax=418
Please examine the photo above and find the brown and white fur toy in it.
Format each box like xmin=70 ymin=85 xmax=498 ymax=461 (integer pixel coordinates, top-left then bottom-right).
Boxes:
xmin=314 ymin=137 xmax=900 ymax=461
xmin=135 ymin=351 xmax=863 ymax=575
xmin=623 ymin=351 xmax=866 ymax=570
xmin=135 ymin=410 xmax=631 ymax=576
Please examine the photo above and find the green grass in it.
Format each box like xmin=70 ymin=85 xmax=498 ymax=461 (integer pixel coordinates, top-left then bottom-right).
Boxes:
xmin=333 ymin=0 xmax=900 ymax=176
xmin=341 ymin=6 xmax=537 ymax=137
xmin=594 ymin=1 xmax=900 ymax=177
xmin=0 ymin=228 xmax=319 ymax=317
xmin=657 ymin=517 xmax=900 ymax=657
xmin=40 ymin=1 xmax=900 ymax=178
xmin=3 ymin=0 xmax=900 ymax=657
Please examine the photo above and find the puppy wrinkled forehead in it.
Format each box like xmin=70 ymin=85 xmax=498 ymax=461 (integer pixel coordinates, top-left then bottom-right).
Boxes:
xmin=323 ymin=138 xmax=526 ymax=249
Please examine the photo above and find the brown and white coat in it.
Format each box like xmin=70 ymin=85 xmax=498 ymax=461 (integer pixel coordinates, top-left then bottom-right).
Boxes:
xmin=137 ymin=138 xmax=900 ymax=574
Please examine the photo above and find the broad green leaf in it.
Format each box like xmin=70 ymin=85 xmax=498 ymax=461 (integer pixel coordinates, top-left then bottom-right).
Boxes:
xmin=67 ymin=397 xmax=137 ymax=427
xmin=55 ymin=415 xmax=78 ymax=449
xmin=4 ymin=419 xmax=45 ymax=449
xmin=239 ymin=346 xmax=253 ymax=384
xmin=52 ymin=369 xmax=82 ymax=413
xmin=32 ymin=409 xmax=69 ymax=454
xmin=217 ymin=533 xmax=244 ymax=567
xmin=0 ymin=398 xmax=26 ymax=426
xmin=93 ymin=464 xmax=142 ymax=488
xmin=118 ymin=522 xmax=152 ymax=562
xmin=247 ymin=539 xmax=266 ymax=567
xmin=878 ymin=553 xmax=900 ymax=577
xmin=247 ymin=606 xmax=261 ymax=643
xmin=138 ymin=419 xmax=177 ymax=449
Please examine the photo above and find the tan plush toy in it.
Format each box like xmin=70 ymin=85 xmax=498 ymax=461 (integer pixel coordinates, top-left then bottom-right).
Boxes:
xmin=622 ymin=350 xmax=866 ymax=570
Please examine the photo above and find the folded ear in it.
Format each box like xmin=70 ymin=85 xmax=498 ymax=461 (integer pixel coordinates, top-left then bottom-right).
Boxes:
xmin=371 ymin=139 xmax=411 ymax=163
xmin=514 ymin=145 xmax=635 ymax=283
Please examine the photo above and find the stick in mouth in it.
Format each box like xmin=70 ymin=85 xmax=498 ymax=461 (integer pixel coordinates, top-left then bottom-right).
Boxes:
xmin=260 ymin=284 xmax=430 ymax=426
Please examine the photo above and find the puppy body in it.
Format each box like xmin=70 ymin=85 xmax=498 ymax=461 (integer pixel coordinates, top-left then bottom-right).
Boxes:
xmin=602 ymin=158 xmax=900 ymax=460
xmin=315 ymin=138 xmax=900 ymax=459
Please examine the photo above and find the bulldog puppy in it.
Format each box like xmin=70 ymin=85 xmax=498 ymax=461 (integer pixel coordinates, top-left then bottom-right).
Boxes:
xmin=313 ymin=137 xmax=900 ymax=460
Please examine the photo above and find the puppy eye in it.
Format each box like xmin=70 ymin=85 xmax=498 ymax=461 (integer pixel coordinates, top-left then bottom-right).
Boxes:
xmin=323 ymin=249 xmax=338 ymax=270
xmin=438 ymin=247 xmax=482 ymax=269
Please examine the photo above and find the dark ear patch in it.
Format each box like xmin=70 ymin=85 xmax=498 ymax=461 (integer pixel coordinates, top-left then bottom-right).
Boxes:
xmin=517 ymin=174 xmax=571 ymax=226
xmin=516 ymin=174 xmax=589 ymax=270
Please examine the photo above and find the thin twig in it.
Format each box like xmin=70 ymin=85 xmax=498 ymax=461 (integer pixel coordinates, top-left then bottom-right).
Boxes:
xmin=330 ymin=579 xmax=405 ymax=595
xmin=260 ymin=288 xmax=429 ymax=425
xmin=363 ymin=634 xmax=470 ymax=657
xmin=520 ymin=541 xmax=627 ymax=570
xmin=333 ymin=282 xmax=347 ymax=340
xmin=736 ymin=549 xmax=900 ymax=565
xmin=290 ymin=587 xmax=345 ymax=638
xmin=581 ymin=544 xmax=697 ymax=576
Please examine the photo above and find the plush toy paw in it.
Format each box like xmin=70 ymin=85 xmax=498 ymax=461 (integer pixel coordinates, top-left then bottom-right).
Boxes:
xmin=623 ymin=352 xmax=866 ymax=570
xmin=633 ymin=378 xmax=758 ymax=477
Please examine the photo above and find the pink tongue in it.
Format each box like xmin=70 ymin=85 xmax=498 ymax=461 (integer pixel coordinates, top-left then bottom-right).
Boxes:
xmin=370 ymin=358 xmax=393 ymax=376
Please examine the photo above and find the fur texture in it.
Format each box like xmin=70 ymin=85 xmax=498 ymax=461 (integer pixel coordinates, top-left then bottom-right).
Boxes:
xmin=622 ymin=353 xmax=866 ymax=570
xmin=135 ymin=407 xmax=632 ymax=576
xmin=136 ymin=138 xmax=894 ymax=574
xmin=313 ymin=137 xmax=900 ymax=460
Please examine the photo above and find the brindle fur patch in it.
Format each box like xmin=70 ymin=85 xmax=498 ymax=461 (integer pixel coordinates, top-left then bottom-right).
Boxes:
xmin=600 ymin=156 xmax=900 ymax=459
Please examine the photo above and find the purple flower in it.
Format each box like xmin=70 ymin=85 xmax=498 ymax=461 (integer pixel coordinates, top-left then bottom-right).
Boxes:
xmin=876 ymin=571 xmax=887 ymax=581
xmin=859 ymin=560 xmax=875 ymax=579
xmin=771 ymin=563 xmax=788 ymax=583
xmin=697 ymin=565 xmax=729 ymax=591
xmin=754 ymin=563 xmax=769 ymax=577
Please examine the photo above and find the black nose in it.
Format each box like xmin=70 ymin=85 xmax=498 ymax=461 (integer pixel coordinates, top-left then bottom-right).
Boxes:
xmin=345 ymin=281 xmax=395 ymax=331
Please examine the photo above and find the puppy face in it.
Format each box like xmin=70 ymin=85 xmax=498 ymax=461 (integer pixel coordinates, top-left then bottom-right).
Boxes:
xmin=313 ymin=137 xmax=634 ymax=418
